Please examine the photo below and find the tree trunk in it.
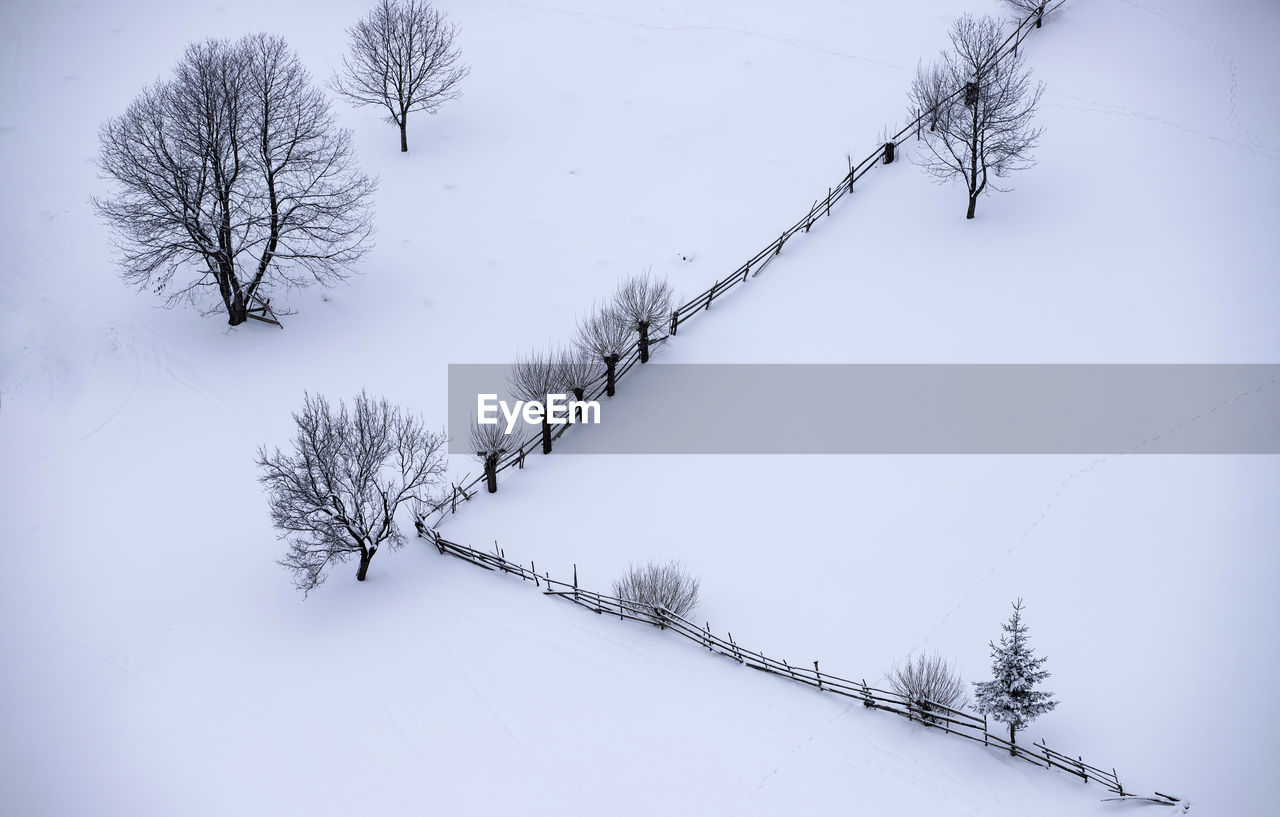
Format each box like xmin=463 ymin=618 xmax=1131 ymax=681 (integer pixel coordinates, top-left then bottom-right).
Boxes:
xmin=541 ymin=417 xmax=551 ymax=454
xmin=1009 ymin=723 xmax=1017 ymax=757
xmin=638 ymin=322 xmax=651 ymax=363
xmin=966 ymin=195 xmax=978 ymax=220
xmin=399 ymin=119 xmax=408 ymax=153
xmin=604 ymin=356 xmax=617 ymax=397
xmin=485 ymin=455 xmax=497 ymax=493
xmin=356 ymin=548 xmax=373 ymax=581
xmin=227 ymin=291 xmax=248 ymax=326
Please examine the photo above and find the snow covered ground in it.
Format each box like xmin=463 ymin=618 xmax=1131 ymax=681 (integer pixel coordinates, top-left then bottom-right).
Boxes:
xmin=1 ymin=0 xmax=1277 ymax=814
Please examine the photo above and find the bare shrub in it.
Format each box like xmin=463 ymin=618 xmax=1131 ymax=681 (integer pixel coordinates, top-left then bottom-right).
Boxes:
xmin=887 ymin=652 xmax=969 ymax=723
xmin=508 ymin=349 xmax=560 ymax=454
xmin=556 ymin=346 xmax=601 ymax=416
xmin=612 ymin=272 xmax=672 ymax=363
xmin=1001 ymin=0 xmax=1052 ymax=27
xmin=470 ymin=416 xmax=524 ymax=493
xmin=612 ymin=560 xmax=701 ymax=624
xmin=574 ymin=302 xmax=631 ymax=397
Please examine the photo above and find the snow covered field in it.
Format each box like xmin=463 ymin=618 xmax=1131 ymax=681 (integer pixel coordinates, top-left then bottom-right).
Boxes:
xmin=1 ymin=0 xmax=1277 ymax=814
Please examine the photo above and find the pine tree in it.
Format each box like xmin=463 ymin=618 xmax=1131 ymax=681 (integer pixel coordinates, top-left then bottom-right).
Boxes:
xmin=973 ymin=598 xmax=1058 ymax=755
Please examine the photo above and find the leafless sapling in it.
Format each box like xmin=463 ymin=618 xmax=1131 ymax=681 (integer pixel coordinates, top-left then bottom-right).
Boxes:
xmin=470 ymin=415 xmax=523 ymax=493
xmin=886 ymin=652 xmax=969 ymax=725
xmin=508 ymin=349 xmax=561 ymax=455
xmin=612 ymin=560 xmax=701 ymax=625
xmin=910 ymin=14 xmax=1044 ymax=220
xmin=612 ymin=272 xmax=672 ymax=364
xmin=555 ymin=345 xmax=602 ymax=419
xmin=257 ymin=391 xmax=447 ymax=593
xmin=331 ymin=0 xmax=469 ymax=152
xmin=575 ymin=303 xmax=631 ymax=397
xmin=95 ymin=35 xmax=375 ymax=326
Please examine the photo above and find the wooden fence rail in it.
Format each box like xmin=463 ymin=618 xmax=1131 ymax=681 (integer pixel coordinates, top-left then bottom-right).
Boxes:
xmin=421 ymin=2 xmax=1073 ymax=522
xmin=426 ymin=529 xmax=1180 ymax=807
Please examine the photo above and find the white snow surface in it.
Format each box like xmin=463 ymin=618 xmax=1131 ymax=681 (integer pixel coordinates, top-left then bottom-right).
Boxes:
xmin=2 ymin=0 xmax=1278 ymax=815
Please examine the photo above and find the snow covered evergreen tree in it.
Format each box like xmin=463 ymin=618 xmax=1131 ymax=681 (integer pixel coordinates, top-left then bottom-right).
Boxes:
xmin=973 ymin=598 xmax=1058 ymax=754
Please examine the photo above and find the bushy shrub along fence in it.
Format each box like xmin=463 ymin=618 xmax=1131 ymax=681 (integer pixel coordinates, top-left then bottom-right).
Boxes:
xmin=427 ymin=2 xmax=1068 ymax=520
xmin=426 ymin=529 xmax=1182 ymax=807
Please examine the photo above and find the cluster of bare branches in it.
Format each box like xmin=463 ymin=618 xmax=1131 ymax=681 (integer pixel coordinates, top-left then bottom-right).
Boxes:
xmin=508 ymin=350 xmax=562 ymax=454
xmin=612 ymin=272 xmax=672 ymax=363
xmin=556 ymin=346 xmax=602 ymax=412
xmin=469 ymin=417 xmax=524 ymax=494
xmin=1001 ymin=0 xmax=1051 ymax=28
xmin=331 ymin=0 xmax=469 ymax=152
xmin=909 ymin=14 xmax=1044 ymax=219
xmin=612 ymin=560 xmax=701 ymax=623
xmin=887 ymin=652 xmax=970 ymax=723
xmin=257 ymin=392 xmax=447 ymax=593
xmin=574 ymin=302 xmax=631 ymax=397
xmin=95 ymin=34 xmax=376 ymax=325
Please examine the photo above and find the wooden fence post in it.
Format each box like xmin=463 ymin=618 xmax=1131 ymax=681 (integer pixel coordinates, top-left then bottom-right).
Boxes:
xmin=883 ymin=141 xmax=895 ymax=164
xmin=827 ymin=187 xmax=832 ymax=216
xmin=573 ymin=563 xmax=579 ymax=603
xmin=1113 ymin=769 xmax=1124 ymax=797
xmin=670 ymin=309 xmax=679 ymax=336
xmin=861 ymin=679 xmax=874 ymax=708
xmin=1077 ymin=756 xmax=1087 ymax=783
xmin=983 ymin=715 xmax=989 ymax=746
xmin=814 ymin=660 xmax=824 ymax=691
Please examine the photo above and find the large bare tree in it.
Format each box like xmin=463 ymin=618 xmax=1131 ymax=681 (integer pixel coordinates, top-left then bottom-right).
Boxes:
xmin=332 ymin=0 xmax=469 ymax=152
xmin=910 ymin=14 xmax=1044 ymax=219
xmin=612 ymin=272 xmax=672 ymax=363
xmin=257 ymin=391 xmax=447 ymax=593
xmin=95 ymin=35 xmax=375 ymax=325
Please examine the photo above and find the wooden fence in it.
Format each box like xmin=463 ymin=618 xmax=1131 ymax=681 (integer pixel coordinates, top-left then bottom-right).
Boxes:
xmin=425 ymin=1 xmax=1071 ymax=520
xmin=418 ymin=3 xmax=1185 ymax=807
xmin=426 ymin=529 xmax=1183 ymax=808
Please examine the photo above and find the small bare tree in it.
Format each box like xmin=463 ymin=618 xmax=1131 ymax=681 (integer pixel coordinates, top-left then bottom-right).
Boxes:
xmin=575 ymin=303 xmax=631 ymax=397
xmin=1001 ymin=0 xmax=1050 ymax=28
xmin=257 ymin=391 xmax=447 ymax=593
xmin=612 ymin=272 xmax=672 ymax=363
xmin=612 ymin=560 xmax=701 ymax=624
xmin=332 ymin=0 xmax=469 ymax=152
xmin=508 ymin=350 xmax=560 ymax=455
xmin=556 ymin=346 xmax=601 ymax=420
xmin=470 ymin=415 xmax=523 ymax=493
xmin=887 ymin=652 xmax=969 ymax=724
xmin=910 ymin=14 xmax=1044 ymax=219
xmin=95 ymin=35 xmax=375 ymax=325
